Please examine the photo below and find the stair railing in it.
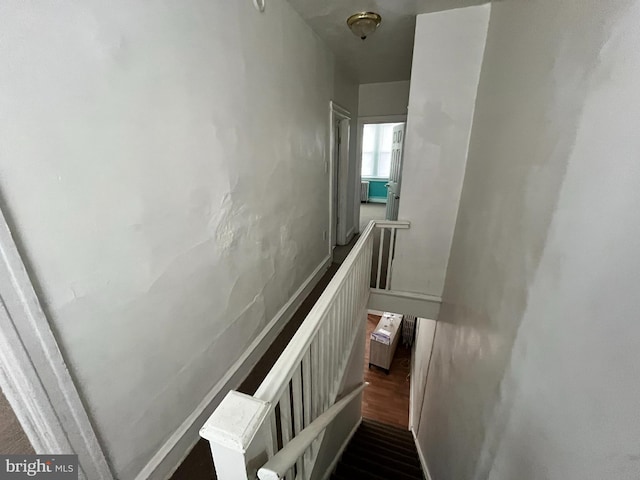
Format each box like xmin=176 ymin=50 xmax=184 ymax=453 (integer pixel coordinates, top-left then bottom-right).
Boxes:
xmin=371 ymin=221 xmax=410 ymax=290
xmin=257 ymin=382 xmax=367 ymax=480
xmin=200 ymin=220 xmax=409 ymax=480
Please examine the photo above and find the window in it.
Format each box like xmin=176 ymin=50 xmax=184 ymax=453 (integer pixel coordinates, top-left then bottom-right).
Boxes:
xmin=361 ymin=123 xmax=403 ymax=178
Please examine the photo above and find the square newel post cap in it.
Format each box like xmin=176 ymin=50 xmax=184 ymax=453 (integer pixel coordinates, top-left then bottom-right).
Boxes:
xmin=200 ymin=391 xmax=271 ymax=452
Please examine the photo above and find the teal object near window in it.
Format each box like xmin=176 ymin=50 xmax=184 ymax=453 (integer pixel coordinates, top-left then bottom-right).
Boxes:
xmin=368 ymin=180 xmax=388 ymax=198
xmin=362 ymin=178 xmax=387 ymax=202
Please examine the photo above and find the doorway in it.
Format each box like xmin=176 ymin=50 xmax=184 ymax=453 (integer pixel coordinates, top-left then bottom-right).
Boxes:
xmin=357 ymin=117 xmax=407 ymax=233
xmin=329 ymin=102 xmax=352 ymax=252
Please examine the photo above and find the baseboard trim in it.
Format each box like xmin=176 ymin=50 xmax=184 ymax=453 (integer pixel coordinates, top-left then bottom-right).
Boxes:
xmin=345 ymin=227 xmax=355 ymax=244
xmin=321 ymin=418 xmax=362 ymax=480
xmin=135 ymin=255 xmax=333 ymax=480
xmin=411 ymin=428 xmax=433 ymax=480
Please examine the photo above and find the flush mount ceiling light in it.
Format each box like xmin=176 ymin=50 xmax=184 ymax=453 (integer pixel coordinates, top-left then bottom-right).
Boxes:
xmin=347 ymin=12 xmax=382 ymax=40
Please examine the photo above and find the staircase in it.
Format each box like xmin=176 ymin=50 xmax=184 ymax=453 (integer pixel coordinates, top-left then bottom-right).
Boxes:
xmin=200 ymin=221 xmax=439 ymax=480
xmin=332 ymin=419 xmax=424 ymax=480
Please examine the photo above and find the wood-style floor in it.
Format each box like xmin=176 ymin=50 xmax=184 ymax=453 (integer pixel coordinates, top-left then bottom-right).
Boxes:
xmin=362 ymin=314 xmax=411 ymax=429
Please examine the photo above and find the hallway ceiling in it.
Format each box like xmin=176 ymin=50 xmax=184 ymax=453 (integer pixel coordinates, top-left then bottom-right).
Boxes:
xmin=286 ymin=0 xmax=489 ymax=84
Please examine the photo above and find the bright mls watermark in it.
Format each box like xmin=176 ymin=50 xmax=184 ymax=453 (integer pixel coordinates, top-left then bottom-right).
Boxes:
xmin=0 ymin=456 xmax=77 ymax=479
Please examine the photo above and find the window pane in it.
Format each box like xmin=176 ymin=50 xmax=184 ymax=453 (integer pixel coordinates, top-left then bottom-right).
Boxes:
xmin=361 ymin=152 xmax=374 ymax=176
xmin=380 ymin=124 xmax=395 ymax=153
xmin=361 ymin=122 xmax=404 ymax=178
xmin=362 ymin=124 xmax=377 ymax=153
xmin=377 ymin=152 xmax=391 ymax=178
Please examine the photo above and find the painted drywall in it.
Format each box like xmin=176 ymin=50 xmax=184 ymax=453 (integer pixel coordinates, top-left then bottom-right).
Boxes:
xmin=0 ymin=388 xmax=35 ymax=455
xmin=392 ymin=6 xmax=490 ymax=296
xmin=418 ymin=1 xmax=640 ymax=479
xmin=358 ymin=81 xmax=411 ymax=118
xmin=0 ymin=1 xmax=357 ymax=478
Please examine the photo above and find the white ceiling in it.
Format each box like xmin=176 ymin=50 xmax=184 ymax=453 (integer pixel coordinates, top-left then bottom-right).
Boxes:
xmin=286 ymin=0 xmax=489 ymax=84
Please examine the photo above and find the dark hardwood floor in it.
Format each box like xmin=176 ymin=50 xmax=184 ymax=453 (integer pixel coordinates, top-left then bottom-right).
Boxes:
xmin=362 ymin=314 xmax=411 ymax=429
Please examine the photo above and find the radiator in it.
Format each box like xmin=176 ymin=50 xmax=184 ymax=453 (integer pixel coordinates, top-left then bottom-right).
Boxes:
xmin=360 ymin=181 xmax=370 ymax=203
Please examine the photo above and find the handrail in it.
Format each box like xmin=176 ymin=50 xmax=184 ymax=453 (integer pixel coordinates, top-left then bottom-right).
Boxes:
xmin=200 ymin=220 xmax=411 ymax=480
xmin=369 ymin=220 xmax=410 ymax=229
xmin=254 ymin=221 xmax=377 ymax=403
xmin=256 ymin=383 xmax=368 ymax=480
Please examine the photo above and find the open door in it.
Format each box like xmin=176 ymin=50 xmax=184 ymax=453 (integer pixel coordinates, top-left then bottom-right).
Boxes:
xmin=385 ymin=124 xmax=405 ymax=220
xmin=329 ymin=101 xmax=352 ymax=250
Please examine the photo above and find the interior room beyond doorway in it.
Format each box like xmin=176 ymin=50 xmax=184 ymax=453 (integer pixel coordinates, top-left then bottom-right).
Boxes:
xmin=362 ymin=312 xmax=411 ymax=429
xmin=359 ymin=122 xmax=405 ymax=231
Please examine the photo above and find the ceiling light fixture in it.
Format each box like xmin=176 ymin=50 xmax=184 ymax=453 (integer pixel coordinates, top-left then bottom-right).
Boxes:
xmin=347 ymin=12 xmax=382 ymax=40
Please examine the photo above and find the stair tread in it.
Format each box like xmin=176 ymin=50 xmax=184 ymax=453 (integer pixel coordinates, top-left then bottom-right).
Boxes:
xmin=361 ymin=420 xmax=415 ymax=441
xmin=348 ymin=442 xmax=421 ymax=467
xmin=360 ymin=420 xmax=415 ymax=438
xmin=362 ymin=418 xmax=412 ymax=431
xmin=355 ymin=430 xmax=416 ymax=451
xmin=336 ymin=462 xmax=401 ymax=480
xmin=353 ymin=430 xmax=418 ymax=454
xmin=333 ymin=420 xmax=425 ymax=480
xmin=342 ymin=450 xmax=423 ymax=478
xmin=358 ymin=423 xmax=414 ymax=438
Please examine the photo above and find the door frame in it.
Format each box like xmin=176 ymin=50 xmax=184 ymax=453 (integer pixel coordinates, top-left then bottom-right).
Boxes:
xmin=0 ymin=207 xmax=113 ymax=479
xmin=329 ymin=101 xmax=352 ymax=252
xmin=354 ymin=115 xmax=407 ymax=233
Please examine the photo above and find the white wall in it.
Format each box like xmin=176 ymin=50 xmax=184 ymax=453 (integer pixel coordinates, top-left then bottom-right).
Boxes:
xmin=0 ymin=1 xmax=357 ymax=478
xmin=392 ymin=6 xmax=490 ymax=296
xmin=418 ymin=1 xmax=640 ymax=479
xmin=358 ymin=81 xmax=411 ymax=118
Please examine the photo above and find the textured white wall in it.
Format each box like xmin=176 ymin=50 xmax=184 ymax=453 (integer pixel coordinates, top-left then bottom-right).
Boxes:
xmin=358 ymin=81 xmax=411 ymax=118
xmin=0 ymin=1 xmax=357 ymax=478
xmin=392 ymin=6 xmax=490 ymax=296
xmin=419 ymin=1 xmax=640 ymax=479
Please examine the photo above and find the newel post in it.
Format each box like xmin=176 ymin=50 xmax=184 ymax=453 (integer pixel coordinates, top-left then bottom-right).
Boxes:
xmin=200 ymin=391 xmax=272 ymax=480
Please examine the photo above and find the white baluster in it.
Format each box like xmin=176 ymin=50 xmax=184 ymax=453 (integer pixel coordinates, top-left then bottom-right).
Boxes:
xmin=386 ymin=227 xmax=396 ymax=290
xmin=329 ymin=305 xmax=337 ymax=395
xmin=339 ymin=286 xmax=347 ymax=366
xmin=291 ymin=365 xmax=304 ymax=478
xmin=376 ymin=227 xmax=385 ymax=289
xmin=323 ymin=322 xmax=330 ymax=411
xmin=319 ymin=326 xmax=328 ymax=412
xmin=266 ymin=410 xmax=277 ymax=458
xmin=280 ymin=388 xmax=294 ymax=480
xmin=310 ymin=337 xmax=319 ymax=421
xmin=301 ymin=351 xmax=312 ymax=477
